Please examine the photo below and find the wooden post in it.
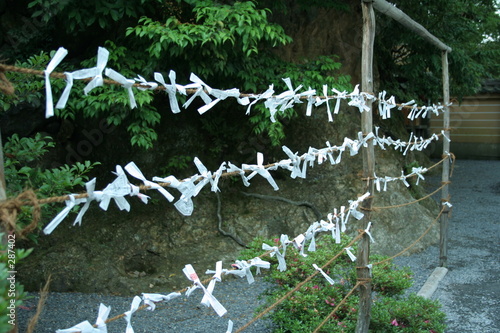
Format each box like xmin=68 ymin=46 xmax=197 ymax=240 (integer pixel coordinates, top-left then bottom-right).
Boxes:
xmin=371 ymin=0 xmax=452 ymax=52
xmin=439 ymin=51 xmax=451 ymax=267
xmin=356 ymin=2 xmax=376 ymax=333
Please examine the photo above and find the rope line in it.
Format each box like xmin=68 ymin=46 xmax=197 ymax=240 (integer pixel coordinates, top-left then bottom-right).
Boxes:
xmin=0 ymin=62 xmax=447 ymax=111
xmin=371 ymin=181 xmax=450 ymax=210
xmin=0 ymin=190 xmax=41 ymax=238
xmin=372 ymin=205 xmax=446 ymax=266
xmin=311 ymin=281 xmax=362 ymax=333
xmin=233 ymin=232 xmax=365 ymax=333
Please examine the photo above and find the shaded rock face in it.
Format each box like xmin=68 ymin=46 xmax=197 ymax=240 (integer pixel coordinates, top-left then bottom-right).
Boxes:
xmin=17 ymin=105 xmax=440 ymax=296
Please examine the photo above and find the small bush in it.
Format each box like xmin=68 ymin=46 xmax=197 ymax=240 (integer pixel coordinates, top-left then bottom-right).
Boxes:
xmin=239 ymin=234 xmax=446 ymax=332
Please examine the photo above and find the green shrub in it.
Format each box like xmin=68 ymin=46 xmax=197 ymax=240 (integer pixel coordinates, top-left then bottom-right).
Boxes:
xmin=239 ymin=234 xmax=446 ymax=332
xmin=3 ymin=133 xmax=100 ymax=239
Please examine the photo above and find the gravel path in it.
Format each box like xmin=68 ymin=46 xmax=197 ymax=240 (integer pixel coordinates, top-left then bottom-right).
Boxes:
xmin=393 ymin=159 xmax=500 ymax=332
xmin=16 ymin=159 xmax=500 ymax=333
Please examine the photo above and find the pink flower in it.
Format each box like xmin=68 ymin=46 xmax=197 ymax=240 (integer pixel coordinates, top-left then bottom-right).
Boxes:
xmin=325 ymin=297 xmax=335 ymax=306
xmin=312 ymin=285 xmax=320 ymax=289
xmin=391 ymin=319 xmax=399 ymax=326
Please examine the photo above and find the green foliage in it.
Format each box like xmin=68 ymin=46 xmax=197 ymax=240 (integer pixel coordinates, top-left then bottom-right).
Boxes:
xmin=376 ymin=0 xmax=500 ymax=102
xmin=0 ymin=235 xmax=32 ymax=332
xmin=239 ymin=235 xmax=445 ymax=332
xmin=28 ymin=0 xmax=163 ymax=35
xmin=127 ymin=0 xmax=292 ymax=67
xmin=161 ymin=155 xmax=193 ymax=175
xmin=371 ymin=294 xmax=447 ymax=333
xmin=0 ymin=51 xmax=52 ymax=113
xmin=2 ymin=0 xmax=354 ymax=151
xmin=3 ymin=133 xmax=100 ymax=238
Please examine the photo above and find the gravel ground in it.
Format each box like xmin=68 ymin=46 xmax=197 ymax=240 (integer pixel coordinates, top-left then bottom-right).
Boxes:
xmin=17 ymin=275 xmax=274 ymax=333
xmin=393 ymin=159 xmax=500 ymax=332
xmin=16 ymin=159 xmax=500 ymax=333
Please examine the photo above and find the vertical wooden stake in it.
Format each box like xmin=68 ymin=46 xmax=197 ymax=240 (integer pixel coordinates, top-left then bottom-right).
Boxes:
xmin=356 ymin=2 xmax=376 ymax=333
xmin=439 ymin=51 xmax=451 ymax=267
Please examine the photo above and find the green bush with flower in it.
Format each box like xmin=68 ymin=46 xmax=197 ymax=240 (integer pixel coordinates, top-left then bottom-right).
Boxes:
xmin=239 ymin=234 xmax=446 ymax=332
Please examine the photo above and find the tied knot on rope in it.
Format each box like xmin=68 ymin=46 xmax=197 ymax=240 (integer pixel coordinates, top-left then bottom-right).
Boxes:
xmin=356 ymin=277 xmax=372 ymax=285
xmin=0 ymin=190 xmax=41 ymax=238
xmin=442 ymin=151 xmax=456 ymax=176
xmin=0 ymin=66 xmax=15 ymax=96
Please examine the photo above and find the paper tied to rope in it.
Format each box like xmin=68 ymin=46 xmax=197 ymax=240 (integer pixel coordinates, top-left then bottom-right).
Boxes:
xmin=182 ymin=264 xmax=227 ymax=317
xmin=44 ymin=47 xmax=68 ymax=118
xmin=104 ymin=68 xmax=137 ymax=108
xmin=326 ymin=213 xmax=339 ymax=244
xmin=346 ymin=192 xmax=370 ymax=221
xmin=304 ymin=222 xmax=320 ymax=253
xmin=226 ymin=162 xmax=251 ymax=187
xmin=99 ymin=165 xmax=140 ymax=211
xmin=141 ymin=292 xmax=181 ymax=311
xmin=366 ymin=264 xmax=373 ymax=277
xmin=227 ymin=257 xmax=270 ymax=284
xmin=314 ymin=85 xmax=338 ymax=121
xmin=56 ymin=47 xmax=110 ymax=109
xmin=226 ymin=320 xmax=234 ymax=333
xmin=246 ymin=85 xmax=274 ymax=115
xmin=182 ymin=73 xmax=213 ymax=110
xmin=409 ymin=166 xmax=428 ymax=185
xmin=123 ymin=296 xmax=142 ymax=333
xmin=378 ymin=91 xmax=396 ymax=120
xmin=281 ymin=146 xmax=303 ymax=179
xmin=125 ymin=162 xmax=174 ymax=202
xmin=441 ymin=130 xmax=451 ymax=142
xmin=324 ymin=141 xmax=344 ymax=165
xmin=135 ymin=75 xmax=158 ymax=91
xmin=264 ymin=77 xmax=303 ymax=122
xmin=43 ymin=194 xmax=86 ymax=235
xmin=193 ymin=158 xmax=227 ymax=193
xmin=344 ymin=247 xmax=357 ymax=262
xmin=339 ymin=205 xmax=347 ymax=232
xmin=347 ymin=84 xmax=374 ymax=113
xmin=364 ymin=222 xmax=375 ymax=243
xmin=329 ymin=210 xmax=341 ymax=244
xmin=312 ymin=264 xmax=335 ymax=285
xmin=291 ymin=234 xmax=306 ymax=256
xmin=154 ymin=70 xmax=186 ymax=114
xmin=151 ymin=174 xmax=196 ymax=216
xmin=227 ymin=260 xmax=255 ymax=284
xmin=242 ymin=152 xmax=279 ymax=191
xmin=56 ymin=303 xmax=110 ymax=333
xmin=373 ymin=173 xmax=394 ymax=192
xmin=301 ymin=148 xmax=317 ymax=179
xmin=262 ymin=234 xmax=289 ymax=271
xmin=442 ymin=201 xmax=453 ymax=208
xmin=201 ymin=261 xmax=223 ymax=307
xmin=249 ymin=257 xmax=270 ymax=275
xmin=353 ymin=131 xmax=375 ymax=156
xmin=199 ymin=87 xmax=250 ymax=115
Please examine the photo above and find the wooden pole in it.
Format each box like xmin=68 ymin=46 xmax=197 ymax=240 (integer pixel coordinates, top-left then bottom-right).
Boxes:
xmin=371 ymin=0 xmax=451 ymax=52
xmin=356 ymin=2 xmax=376 ymax=332
xmin=439 ymin=51 xmax=451 ymax=267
